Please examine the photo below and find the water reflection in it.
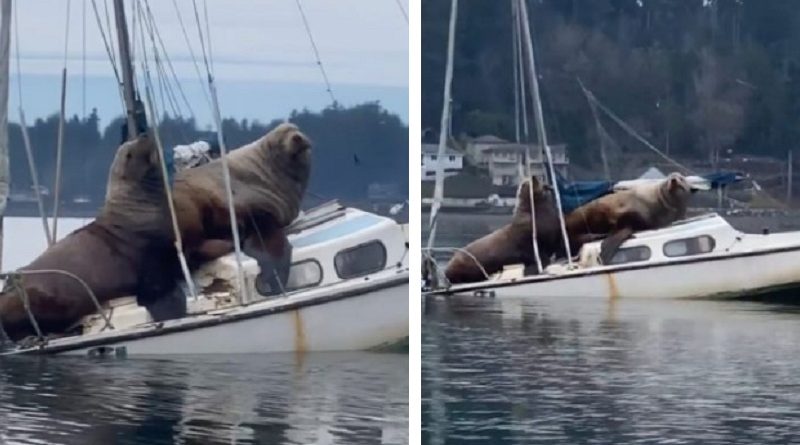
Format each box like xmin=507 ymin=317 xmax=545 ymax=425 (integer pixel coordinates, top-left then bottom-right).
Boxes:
xmin=423 ymin=296 xmax=800 ymax=444
xmin=0 ymin=352 xmax=407 ymax=444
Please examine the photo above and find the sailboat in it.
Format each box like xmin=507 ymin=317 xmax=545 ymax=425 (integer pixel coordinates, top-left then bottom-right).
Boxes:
xmin=423 ymin=0 xmax=800 ymax=301
xmin=0 ymin=0 xmax=408 ymax=356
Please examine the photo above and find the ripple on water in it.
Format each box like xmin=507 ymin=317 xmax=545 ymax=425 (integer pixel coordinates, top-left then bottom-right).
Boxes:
xmin=0 ymin=352 xmax=408 ymax=445
xmin=423 ymin=296 xmax=800 ymax=445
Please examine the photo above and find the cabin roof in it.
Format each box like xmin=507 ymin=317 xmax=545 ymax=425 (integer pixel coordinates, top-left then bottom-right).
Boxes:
xmin=290 ymin=211 xmax=386 ymax=248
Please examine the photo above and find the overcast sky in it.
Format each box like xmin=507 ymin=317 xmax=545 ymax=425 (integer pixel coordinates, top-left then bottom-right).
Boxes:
xmin=8 ymin=0 xmax=408 ymax=127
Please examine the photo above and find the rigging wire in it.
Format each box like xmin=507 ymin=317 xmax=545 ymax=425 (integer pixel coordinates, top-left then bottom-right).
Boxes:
xmin=294 ymin=0 xmax=336 ymax=104
xmin=517 ymin=0 xmax=573 ymax=265
xmin=187 ymin=0 xmax=247 ymax=301
xmin=513 ymin=0 xmax=542 ymax=275
xmin=135 ymin=0 xmax=198 ymax=300
xmin=12 ymin=3 xmax=51 ymax=246
xmin=51 ymin=0 xmax=72 ymax=242
xmin=393 ymin=0 xmax=409 ymax=23
xmin=82 ymin=0 xmax=86 ymax=118
xmin=90 ymin=0 xmax=125 ymax=114
xmin=202 ymin=0 xmax=214 ymax=75
xmin=170 ymin=0 xmax=211 ymax=108
xmin=190 ymin=0 xmax=211 ymax=76
xmin=141 ymin=0 xmax=196 ymax=120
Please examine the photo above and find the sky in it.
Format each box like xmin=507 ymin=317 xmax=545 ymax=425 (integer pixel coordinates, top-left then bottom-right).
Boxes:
xmin=7 ymin=0 xmax=409 ymax=128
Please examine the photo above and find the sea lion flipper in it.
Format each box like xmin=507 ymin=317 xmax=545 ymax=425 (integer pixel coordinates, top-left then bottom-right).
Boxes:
xmin=599 ymin=227 xmax=635 ymax=265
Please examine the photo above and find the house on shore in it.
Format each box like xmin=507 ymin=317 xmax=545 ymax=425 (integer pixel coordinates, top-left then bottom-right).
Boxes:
xmin=465 ymin=135 xmax=569 ymax=186
xmin=421 ymin=143 xmax=464 ymax=181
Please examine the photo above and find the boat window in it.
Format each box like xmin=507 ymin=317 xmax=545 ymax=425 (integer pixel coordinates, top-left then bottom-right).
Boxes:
xmin=608 ymin=246 xmax=651 ymax=265
xmin=285 ymin=260 xmax=323 ymax=291
xmin=255 ymin=260 xmax=322 ymax=296
xmin=334 ymin=240 xmax=387 ymax=279
xmin=663 ymin=235 xmax=716 ymax=257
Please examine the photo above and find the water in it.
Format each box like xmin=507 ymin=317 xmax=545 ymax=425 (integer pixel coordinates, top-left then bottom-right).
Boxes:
xmin=422 ymin=295 xmax=800 ymax=444
xmin=0 ymin=353 xmax=408 ymax=444
xmin=423 ymin=213 xmax=800 ymax=444
xmin=2 ymin=217 xmax=92 ymax=271
xmin=0 ymin=218 xmax=408 ymax=444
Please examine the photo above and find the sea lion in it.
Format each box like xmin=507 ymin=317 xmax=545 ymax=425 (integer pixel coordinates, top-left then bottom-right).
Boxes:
xmin=173 ymin=122 xmax=311 ymax=261
xmin=564 ymin=172 xmax=694 ymax=264
xmin=0 ymin=134 xmax=170 ymax=341
xmin=444 ymin=177 xmax=564 ymax=284
xmin=135 ymin=123 xmax=312 ymax=305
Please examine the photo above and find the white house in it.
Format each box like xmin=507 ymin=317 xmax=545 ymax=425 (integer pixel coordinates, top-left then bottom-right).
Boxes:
xmin=464 ymin=135 xmax=569 ymax=185
xmin=422 ymin=143 xmax=464 ymax=181
xmin=482 ymin=142 xmax=569 ymax=186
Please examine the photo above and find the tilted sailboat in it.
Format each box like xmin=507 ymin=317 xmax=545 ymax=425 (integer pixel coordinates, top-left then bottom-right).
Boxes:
xmin=0 ymin=0 xmax=408 ymax=356
xmin=423 ymin=0 xmax=800 ymax=301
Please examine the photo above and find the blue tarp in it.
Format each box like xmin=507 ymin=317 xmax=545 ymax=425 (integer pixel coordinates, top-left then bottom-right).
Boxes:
xmin=556 ymin=176 xmax=613 ymax=214
xmin=553 ymin=171 xmax=744 ymax=214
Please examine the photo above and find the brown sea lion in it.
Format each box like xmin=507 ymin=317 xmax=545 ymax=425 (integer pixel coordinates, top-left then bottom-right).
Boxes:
xmin=0 ymin=134 xmax=170 ymax=341
xmin=135 ymin=123 xmax=313 ymax=305
xmin=565 ymin=172 xmax=694 ymax=264
xmin=172 ymin=122 xmax=311 ymax=264
xmin=444 ymin=177 xmax=564 ymax=284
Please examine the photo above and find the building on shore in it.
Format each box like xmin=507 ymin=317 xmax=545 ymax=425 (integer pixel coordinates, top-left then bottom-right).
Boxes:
xmin=422 ymin=143 xmax=464 ymax=181
xmin=465 ymin=135 xmax=568 ymax=186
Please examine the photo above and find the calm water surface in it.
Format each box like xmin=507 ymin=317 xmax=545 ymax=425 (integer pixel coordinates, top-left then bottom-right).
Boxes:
xmin=0 ymin=353 xmax=408 ymax=444
xmin=422 ymin=295 xmax=800 ymax=444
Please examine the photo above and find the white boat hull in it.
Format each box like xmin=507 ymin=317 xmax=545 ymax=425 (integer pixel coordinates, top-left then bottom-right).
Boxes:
xmin=7 ymin=274 xmax=408 ymax=356
xmin=433 ymin=246 xmax=800 ymax=300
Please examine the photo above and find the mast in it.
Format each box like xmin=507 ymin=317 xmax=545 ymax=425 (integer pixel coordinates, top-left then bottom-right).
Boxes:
xmin=426 ymin=0 xmax=457 ymax=251
xmin=113 ymin=0 xmax=137 ymax=140
xmin=517 ymin=0 xmax=573 ymax=265
xmin=0 ymin=0 xmax=11 ymax=271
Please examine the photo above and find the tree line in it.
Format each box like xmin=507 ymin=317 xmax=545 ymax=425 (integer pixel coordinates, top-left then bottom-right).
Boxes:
xmin=7 ymin=102 xmax=408 ymax=205
xmin=422 ymin=0 xmax=800 ymax=174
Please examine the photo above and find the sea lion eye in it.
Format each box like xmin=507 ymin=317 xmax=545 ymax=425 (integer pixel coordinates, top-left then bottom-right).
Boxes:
xmin=126 ymin=152 xmax=132 ymax=160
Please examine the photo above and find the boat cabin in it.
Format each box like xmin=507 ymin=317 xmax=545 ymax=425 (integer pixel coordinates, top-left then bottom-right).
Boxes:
xmin=81 ymin=202 xmax=409 ymax=334
xmin=498 ymin=213 xmax=794 ymax=279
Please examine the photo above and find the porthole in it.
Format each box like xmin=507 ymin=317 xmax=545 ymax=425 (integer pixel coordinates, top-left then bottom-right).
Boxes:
xmin=334 ymin=240 xmax=387 ymax=279
xmin=663 ymin=235 xmax=716 ymax=257
xmin=608 ymin=245 xmax=651 ymax=265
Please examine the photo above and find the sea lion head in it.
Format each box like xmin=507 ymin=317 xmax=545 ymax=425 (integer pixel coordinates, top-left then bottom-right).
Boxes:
xmin=109 ymin=133 xmax=163 ymax=187
xmin=513 ymin=176 xmax=549 ymax=216
xmin=103 ymin=133 xmax=168 ymax=229
xmin=263 ymin=123 xmax=312 ymax=181
xmin=663 ymin=172 xmax=692 ymax=200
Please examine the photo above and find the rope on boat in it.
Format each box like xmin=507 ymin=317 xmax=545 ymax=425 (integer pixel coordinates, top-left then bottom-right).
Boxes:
xmin=294 ymin=0 xmax=336 ymax=104
xmin=2 ymin=269 xmax=116 ymax=336
xmin=421 ymin=247 xmax=491 ymax=282
xmin=135 ymin=8 xmax=198 ymax=301
xmin=517 ymin=0 xmax=573 ymax=265
xmin=512 ymin=0 xmax=543 ymax=275
xmin=12 ymin=4 xmax=52 ymax=246
xmin=579 ymin=81 xmax=693 ymax=175
xmin=185 ymin=0 xmax=248 ymax=303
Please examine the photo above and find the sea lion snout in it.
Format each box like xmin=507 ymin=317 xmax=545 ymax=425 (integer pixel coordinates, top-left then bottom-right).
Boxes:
xmin=667 ymin=173 xmax=691 ymax=193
